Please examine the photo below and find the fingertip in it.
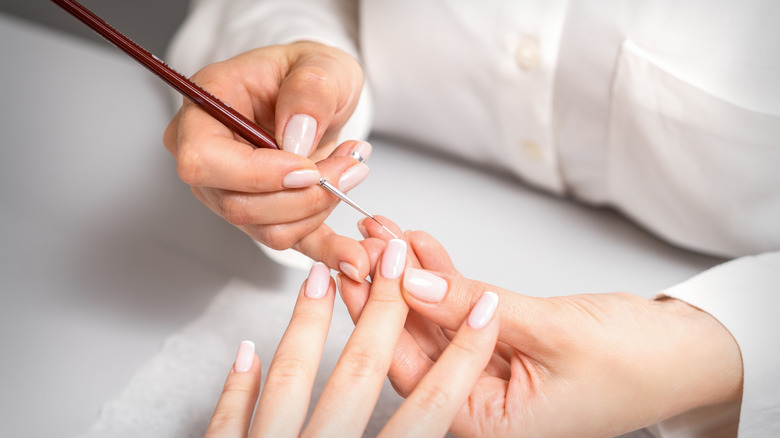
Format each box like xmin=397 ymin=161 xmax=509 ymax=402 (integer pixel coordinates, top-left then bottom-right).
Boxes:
xmin=234 ymin=340 xmax=256 ymax=373
xmin=467 ymin=291 xmax=499 ymax=330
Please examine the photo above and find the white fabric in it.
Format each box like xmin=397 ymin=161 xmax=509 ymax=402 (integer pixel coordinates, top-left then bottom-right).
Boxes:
xmin=167 ymin=1 xmax=780 ymax=435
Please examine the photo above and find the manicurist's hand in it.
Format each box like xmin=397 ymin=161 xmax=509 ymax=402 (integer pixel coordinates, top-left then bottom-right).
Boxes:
xmin=344 ymin=218 xmax=744 ymax=437
xmin=163 ymin=42 xmax=370 ymax=281
xmin=203 ymin=242 xmax=500 ymax=437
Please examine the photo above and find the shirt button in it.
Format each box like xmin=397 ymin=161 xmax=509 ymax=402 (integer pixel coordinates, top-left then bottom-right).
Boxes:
xmin=515 ymin=36 xmax=540 ymax=71
xmin=522 ymin=139 xmax=544 ymax=162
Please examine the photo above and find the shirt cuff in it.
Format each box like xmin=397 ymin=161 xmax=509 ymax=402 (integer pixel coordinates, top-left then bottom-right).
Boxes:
xmin=657 ymin=251 xmax=780 ymax=437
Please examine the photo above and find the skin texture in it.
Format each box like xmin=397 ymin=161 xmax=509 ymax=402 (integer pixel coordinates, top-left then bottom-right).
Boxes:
xmin=337 ymin=217 xmax=744 ymax=437
xmin=203 ymin=250 xmax=500 ymax=437
xmin=162 ymin=42 xmax=370 ymax=281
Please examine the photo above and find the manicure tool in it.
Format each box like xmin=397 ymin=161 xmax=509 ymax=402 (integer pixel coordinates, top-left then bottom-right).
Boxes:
xmin=50 ymin=0 xmax=397 ymax=239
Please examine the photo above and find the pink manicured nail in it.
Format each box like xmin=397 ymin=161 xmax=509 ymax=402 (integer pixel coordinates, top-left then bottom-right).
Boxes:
xmin=381 ymin=239 xmax=407 ymax=279
xmin=305 ymin=262 xmax=331 ymax=299
xmin=357 ymin=218 xmax=370 ymax=239
xmin=348 ymin=141 xmax=373 ymax=163
xmin=234 ymin=340 xmax=255 ymax=373
xmin=282 ymin=169 xmax=321 ymax=188
xmin=339 ymin=261 xmax=361 ymax=282
xmin=339 ymin=163 xmax=369 ymax=192
xmin=468 ymin=292 xmax=498 ymax=329
xmin=403 ymin=268 xmax=448 ymax=302
xmin=283 ymin=114 xmax=317 ymax=156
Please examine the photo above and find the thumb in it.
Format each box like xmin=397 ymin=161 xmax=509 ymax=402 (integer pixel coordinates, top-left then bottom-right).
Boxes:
xmin=275 ymin=43 xmax=363 ymax=158
xmin=401 ymin=269 xmax=552 ymax=352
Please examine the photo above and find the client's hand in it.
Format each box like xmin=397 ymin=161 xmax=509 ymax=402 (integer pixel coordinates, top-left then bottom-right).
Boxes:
xmin=342 ymin=218 xmax=743 ymax=437
xmin=162 ymin=42 xmax=370 ymax=281
xmin=203 ymin=241 xmax=500 ymax=437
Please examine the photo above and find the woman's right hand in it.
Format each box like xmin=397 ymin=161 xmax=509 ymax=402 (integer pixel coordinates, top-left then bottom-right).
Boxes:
xmin=162 ymin=42 xmax=371 ymax=281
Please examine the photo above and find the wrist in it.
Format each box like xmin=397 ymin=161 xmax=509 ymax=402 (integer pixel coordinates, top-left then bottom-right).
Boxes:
xmin=655 ymin=297 xmax=743 ymax=409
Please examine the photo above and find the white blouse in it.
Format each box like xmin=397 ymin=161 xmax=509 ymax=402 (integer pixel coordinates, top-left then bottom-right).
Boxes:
xmin=168 ymin=1 xmax=780 ymax=435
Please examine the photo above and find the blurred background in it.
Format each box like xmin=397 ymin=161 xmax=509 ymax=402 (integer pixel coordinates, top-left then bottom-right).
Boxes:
xmin=1 ymin=0 xmax=190 ymax=55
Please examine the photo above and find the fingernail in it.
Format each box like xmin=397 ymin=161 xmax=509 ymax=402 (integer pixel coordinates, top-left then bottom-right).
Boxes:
xmin=339 ymin=163 xmax=369 ymax=192
xmin=283 ymin=114 xmax=317 ymax=156
xmin=357 ymin=218 xmax=369 ymax=239
xmin=282 ymin=169 xmax=321 ymax=188
xmin=348 ymin=141 xmax=373 ymax=163
xmin=339 ymin=261 xmax=361 ymax=282
xmin=305 ymin=262 xmax=331 ymax=299
xmin=468 ymin=292 xmax=498 ymax=329
xmin=381 ymin=239 xmax=407 ymax=279
xmin=403 ymin=268 xmax=448 ymax=302
xmin=234 ymin=340 xmax=255 ymax=373
xmin=335 ymin=273 xmax=343 ymax=297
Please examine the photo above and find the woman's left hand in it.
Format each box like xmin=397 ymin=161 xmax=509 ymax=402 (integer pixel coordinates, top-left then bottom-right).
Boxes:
xmin=340 ymin=217 xmax=744 ymax=437
xmin=203 ymin=240 xmax=499 ymax=437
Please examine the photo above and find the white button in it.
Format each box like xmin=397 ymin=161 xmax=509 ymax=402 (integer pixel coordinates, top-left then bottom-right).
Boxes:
xmin=522 ymin=139 xmax=544 ymax=162
xmin=515 ymin=36 xmax=540 ymax=71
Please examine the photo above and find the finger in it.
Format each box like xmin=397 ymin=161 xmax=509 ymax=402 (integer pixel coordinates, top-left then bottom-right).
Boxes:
xmin=304 ymin=239 xmax=410 ymax=437
xmin=402 ymin=269 xmax=553 ymax=353
xmin=162 ymin=105 xmax=184 ymax=157
xmin=406 ymin=230 xmax=458 ymax=274
xmin=250 ymin=263 xmax=335 ymax=437
xmin=292 ymin=222 xmax=370 ymax=283
xmin=275 ymin=44 xmax=364 ymax=157
xmin=177 ymin=106 xmax=321 ymax=193
xmin=358 ymin=215 xmax=405 ymax=243
xmin=205 ymin=341 xmax=261 ymax=438
xmin=195 ymin=154 xmax=364 ymax=226
xmin=336 ymin=273 xmax=436 ymax=395
xmin=381 ymin=292 xmax=500 ymax=437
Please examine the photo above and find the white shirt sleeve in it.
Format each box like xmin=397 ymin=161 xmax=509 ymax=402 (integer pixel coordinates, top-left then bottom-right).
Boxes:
xmin=658 ymin=251 xmax=780 ymax=437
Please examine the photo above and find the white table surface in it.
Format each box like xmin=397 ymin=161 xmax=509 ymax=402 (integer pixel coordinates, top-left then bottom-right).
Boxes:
xmin=0 ymin=12 xmax=723 ymax=438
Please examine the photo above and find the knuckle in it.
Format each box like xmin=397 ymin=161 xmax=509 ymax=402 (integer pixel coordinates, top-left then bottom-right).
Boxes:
xmin=216 ymin=195 xmax=253 ymax=226
xmin=207 ymin=410 xmax=242 ymax=434
xmin=177 ymin=146 xmax=205 ymax=186
xmin=341 ymin=349 xmax=385 ymax=379
xmin=411 ymin=383 xmax=453 ymax=414
xmin=266 ymin=355 xmax=313 ymax=385
xmin=221 ymin=379 xmax=256 ymax=396
xmin=256 ymin=224 xmax=298 ymax=251
xmin=294 ymin=66 xmax=337 ymax=98
xmin=447 ymin=336 xmax=483 ymax=358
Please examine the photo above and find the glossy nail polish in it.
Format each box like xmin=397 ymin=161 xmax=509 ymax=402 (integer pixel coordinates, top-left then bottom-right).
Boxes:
xmin=282 ymin=169 xmax=320 ymax=188
xmin=283 ymin=114 xmax=317 ymax=156
xmin=305 ymin=262 xmax=331 ymax=299
xmin=468 ymin=292 xmax=498 ymax=329
xmin=234 ymin=340 xmax=255 ymax=373
xmin=403 ymin=268 xmax=448 ymax=302
xmin=339 ymin=163 xmax=369 ymax=192
xmin=381 ymin=239 xmax=407 ymax=279
xmin=339 ymin=261 xmax=361 ymax=282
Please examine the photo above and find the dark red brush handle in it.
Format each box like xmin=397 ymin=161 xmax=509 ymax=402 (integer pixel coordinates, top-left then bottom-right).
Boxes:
xmin=50 ymin=0 xmax=279 ymax=150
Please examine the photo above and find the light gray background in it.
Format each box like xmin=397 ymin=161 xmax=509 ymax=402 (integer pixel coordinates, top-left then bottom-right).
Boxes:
xmin=0 ymin=0 xmax=190 ymax=55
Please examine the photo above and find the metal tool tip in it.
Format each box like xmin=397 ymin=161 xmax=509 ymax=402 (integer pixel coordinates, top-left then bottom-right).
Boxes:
xmin=372 ymin=217 xmax=399 ymax=239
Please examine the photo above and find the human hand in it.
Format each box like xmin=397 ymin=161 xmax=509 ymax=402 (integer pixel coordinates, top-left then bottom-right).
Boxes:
xmin=342 ymin=218 xmax=743 ymax=437
xmin=162 ymin=42 xmax=370 ymax=280
xmin=203 ymin=242 xmax=500 ymax=437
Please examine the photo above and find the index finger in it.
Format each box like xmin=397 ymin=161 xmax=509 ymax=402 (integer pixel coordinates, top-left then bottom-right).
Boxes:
xmin=303 ymin=239 xmax=410 ymax=437
xmin=176 ymin=103 xmax=320 ymax=192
